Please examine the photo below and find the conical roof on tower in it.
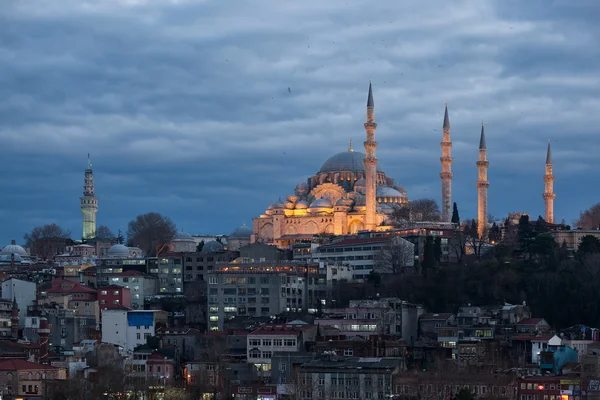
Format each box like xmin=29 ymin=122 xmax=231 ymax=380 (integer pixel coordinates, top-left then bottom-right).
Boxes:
xmin=479 ymin=122 xmax=486 ymax=149
xmin=12 ymin=297 xmax=18 ymax=311
xmin=443 ymin=103 xmax=450 ymax=129
xmin=546 ymin=140 xmax=552 ymax=164
xmin=367 ymin=81 xmax=374 ymax=107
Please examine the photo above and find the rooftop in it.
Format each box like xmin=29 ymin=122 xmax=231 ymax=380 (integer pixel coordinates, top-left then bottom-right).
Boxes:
xmin=420 ymin=313 xmax=453 ymax=321
xmin=318 ymin=237 xmax=388 ymax=248
xmin=249 ymin=323 xmax=313 ymax=336
xmin=0 ymin=359 xmax=57 ymax=371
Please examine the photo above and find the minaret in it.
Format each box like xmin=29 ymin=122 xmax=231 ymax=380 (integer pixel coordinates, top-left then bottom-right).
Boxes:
xmin=440 ymin=104 xmax=453 ymax=222
xmin=476 ymin=122 xmax=489 ymax=238
xmin=363 ymin=82 xmax=378 ymax=230
xmin=543 ymin=140 xmax=555 ymax=223
xmin=80 ymin=153 xmax=98 ymax=239
xmin=11 ymin=297 xmax=19 ymax=340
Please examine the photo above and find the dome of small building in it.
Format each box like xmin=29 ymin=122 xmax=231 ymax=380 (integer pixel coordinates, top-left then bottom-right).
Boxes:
xmin=174 ymin=231 xmax=193 ymax=240
xmin=319 ymin=151 xmax=381 ymax=174
xmin=295 ymin=200 xmax=309 ymax=209
xmin=294 ymin=182 xmax=310 ymax=197
xmin=377 ymin=186 xmax=404 ymax=197
xmin=310 ymin=198 xmax=333 ymax=209
xmin=202 ymin=240 xmax=224 ymax=253
xmin=107 ymin=244 xmax=130 ymax=258
xmin=230 ymin=224 xmax=253 ymax=238
xmin=271 ymin=201 xmax=286 ymax=209
xmin=284 ymin=201 xmax=295 ymax=210
xmin=0 ymin=241 xmax=28 ymax=257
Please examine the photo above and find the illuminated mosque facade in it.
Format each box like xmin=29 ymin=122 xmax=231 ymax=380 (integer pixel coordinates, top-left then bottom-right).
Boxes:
xmin=252 ymin=83 xmax=409 ymax=248
xmin=251 ymin=82 xmax=557 ymax=247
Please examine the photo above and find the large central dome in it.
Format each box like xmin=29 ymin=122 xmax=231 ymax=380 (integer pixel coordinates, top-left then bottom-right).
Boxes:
xmin=319 ymin=150 xmax=381 ymax=173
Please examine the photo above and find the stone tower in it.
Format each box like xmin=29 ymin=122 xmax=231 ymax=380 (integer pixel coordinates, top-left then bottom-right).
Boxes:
xmin=363 ymin=82 xmax=378 ymax=230
xmin=476 ymin=122 xmax=489 ymax=238
xmin=80 ymin=153 xmax=98 ymax=239
xmin=440 ymin=104 xmax=453 ymax=222
xmin=543 ymin=140 xmax=555 ymax=223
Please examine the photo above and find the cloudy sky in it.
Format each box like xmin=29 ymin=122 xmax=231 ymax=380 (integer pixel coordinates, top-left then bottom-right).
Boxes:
xmin=1 ymin=0 xmax=599 ymax=244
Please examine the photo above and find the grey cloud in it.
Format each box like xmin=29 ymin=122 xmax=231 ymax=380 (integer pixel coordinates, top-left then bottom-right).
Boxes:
xmin=0 ymin=0 xmax=598 ymax=243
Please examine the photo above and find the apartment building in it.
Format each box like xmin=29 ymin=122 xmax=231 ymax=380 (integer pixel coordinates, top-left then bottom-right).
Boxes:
xmin=108 ymin=270 xmax=158 ymax=309
xmin=206 ymin=262 xmax=327 ymax=331
xmin=247 ymin=323 xmax=316 ymax=378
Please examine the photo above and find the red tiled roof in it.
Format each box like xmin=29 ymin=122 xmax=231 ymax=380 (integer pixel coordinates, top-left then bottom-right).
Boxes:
xmin=420 ymin=313 xmax=453 ymax=321
xmin=319 ymin=237 xmax=387 ymax=248
xmin=517 ymin=318 xmax=547 ymax=325
xmin=46 ymin=279 xmax=96 ymax=294
xmin=0 ymin=359 xmax=56 ymax=371
xmin=249 ymin=323 xmax=313 ymax=336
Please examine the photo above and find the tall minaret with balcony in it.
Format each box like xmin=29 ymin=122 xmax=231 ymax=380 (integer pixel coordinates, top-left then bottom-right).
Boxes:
xmin=363 ymin=82 xmax=378 ymax=230
xmin=543 ymin=140 xmax=555 ymax=223
xmin=440 ymin=104 xmax=453 ymax=222
xmin=476 ymin=122 xmax=489 ymax=238
xmin=80 ymin=153 xmax=98 ymax=239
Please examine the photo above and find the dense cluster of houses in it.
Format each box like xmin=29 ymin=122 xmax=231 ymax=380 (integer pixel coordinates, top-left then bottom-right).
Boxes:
xmin=1 ymin=233 xmax=600 ymax=400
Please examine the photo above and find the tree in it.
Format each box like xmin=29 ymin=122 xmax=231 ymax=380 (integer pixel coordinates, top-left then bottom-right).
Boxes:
xmin=127 ymin=212 xmax=177 ymax=256
xmin=422 ymin=235 xmax=436 ymax=275
xmin=451 ymin=202 xmax=460 ymax=224
xmin=196 ymin=240 xmax=205 ymax=252
xmin=433 ymin=237 xmax=442 ymax=263
xmin=463 ymin=219 xmax=488 ymax=259
xmin=518 ymin=215 xmax=536 ymax=259
xmin=578 ymin=235 xmax=600 ymax=256
xmin=409 ymin=198 xmax=441 ymax=221
xmin=23 ymin=223 xmax=71 ymax=248
xmin=531 ymin=234 xmax=558 ymax=263
xmin=94 ymin=225 xmax=115 ymax=241
xmin=575 ymin=203 xmax=600 ymax=230
xmin=392 ymin=204 xmax=411 ymax=225
xmin=488 ymin=222 xmax=501 ymax=243
xmin=374 ymin=237 xmax=415 ymax=274
xmin=117 ymin=229 xmax=124 ymax=244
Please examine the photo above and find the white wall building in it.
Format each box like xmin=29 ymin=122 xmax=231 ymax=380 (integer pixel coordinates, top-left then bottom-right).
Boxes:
xmin=101 ymin=309 xmax=166 ymax=351
xmin=2 ymin=278 xmax=36 ymax=328
xmin=247 ymin=323 xmax=314 ymax=378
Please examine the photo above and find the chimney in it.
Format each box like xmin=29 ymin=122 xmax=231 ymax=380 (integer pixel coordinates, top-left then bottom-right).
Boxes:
xmin=38 ymin=317 xmax=50 ymax=363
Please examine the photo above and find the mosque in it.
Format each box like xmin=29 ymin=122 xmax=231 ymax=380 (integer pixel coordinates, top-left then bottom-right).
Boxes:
xmin=251 ymin=83 xmax=557 ymax=248
xmin=251 ymin=83 xmax=409 ymax=248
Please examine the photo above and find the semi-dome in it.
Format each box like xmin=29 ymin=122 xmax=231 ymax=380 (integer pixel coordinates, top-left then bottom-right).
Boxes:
xmin=107 ymin=244 xmax=130 ymax=257
xmin=319 ymin=151 xmax=381 ymax=173
xmin=377 ymin=186 xmax=405 ymax=197
xmin=310 ymin=198 xmax=333 ymax=208
xmin=230 ymin=224 xmax=252 ymax=238
xmin=1 ymin=241 xmax=28 ymax=257
xmin=295 ymin=200 xmax=309 ymax=209
xmin=202 ymin=240 xmax=224 ymax=253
